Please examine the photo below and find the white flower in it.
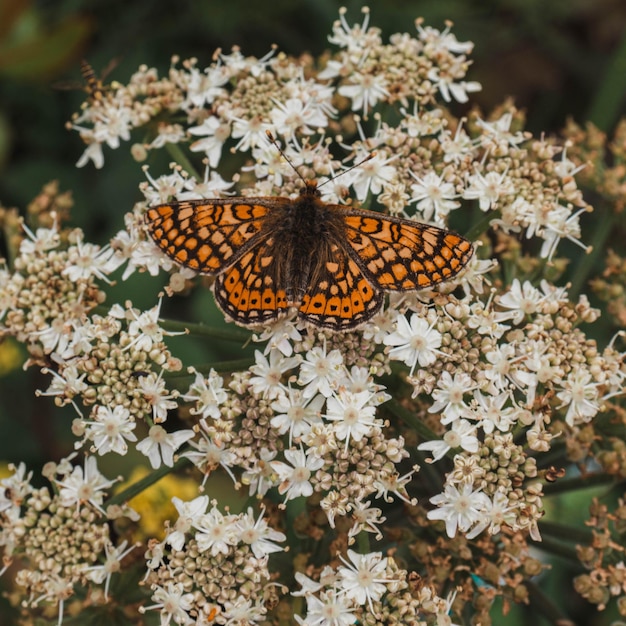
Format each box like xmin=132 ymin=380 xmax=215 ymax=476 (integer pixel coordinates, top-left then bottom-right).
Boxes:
xmin=418 ymin=419 xmax=478 ymax=462
xmin=84 ymin=540 xmax=136 ymax=599
xmin=140 ymin=168 xmax=186 ymax=205
xmin=337 ymin=550 xmax=391 ymax=612
xmin=166 ymin=495 xmax=210 ymax=551
xmin=295 ymin=590 xmax=356 ymax=626
xmin=338 ymin=72 xmax=389 ymax=116
xmin=325 ymin=390 xmax=378 ymax=452
xmin=124 ymin=299 xmax=185 ymax=352
xmin=84 ymin=404 xmax=137 ymax=455
xmin=177 ymin=165 xmax=234 ymax=200
xmin=136 ymin=425 xmax=194 ymax=469
xmin=193 ymin=504 xmax=238 ymax=556
xmin=327 ymin=6 xmax=375 ymax=54
xmin=462 ymin=169 xmax=515 ymax=212
xmin=477 ymin=112 xmax=528 ymax=148
xmin=241 ymin=448 xmax=278 ymax=497
xmin=347 ymin=500 xmax=386 ymax=541
xmin=37 ymin=365 xmax=88 ymax=417
xmin=183 ymin=431 xmax=238 ymax=487
xmin=428 ymin=371 xmax=474 ymax=423
xmin=465 ymin=491 xmax=519 ymax=539
xmin=439 ymin=121 xmax=475 ymax=164
xmin=0 ymin=462 xmax=33 ymax=517
xmin=472 ymin=390 xmax=519 ymax=433
xmin=55 ymin=456 xmax=116 ymax=514
xmin=236 ymin=506 xmax=286 ymax=558
xmin=427 ymin=482 xmax=490 ymax=538
xmin=271 ymin=388 xmax=324 ymax=447
xmin=270 ymin=98 xmax=328 ymax=138
xmin=182 ymin=369 xmax=228 ymax=420
xmin=350 ymin=151 xmax=397 ymax=202
xmin=556 ymin=369 xmax=600 ymax=426
xmin=137 ymin=372 xmax=179 ymax=423
xmin=178 ymin=63 xmax=229 ymax=110
xmin=255 ymin=317 xmax=303 ymax=357
xmin=230 ymin=114 xmax=271 ymax=152
xmin=496 ymin=279 xmax=545 ymax=324
xmin=409 ymin=170 xmax=460 ymax=223
xmin=188 ymin=116 xmax=230 ymax=167
xmin=142 ymin=582 xmax=195 ymax=626
xmin=249 ymin=349 xmax=300 ymax=399
xmin=540 ymin=205 xmax=589 ymax=261
xmin=76 ymin=138 xmax=105 ymax=168
xmin=271 ymin=447 xmax=324 ymax=501
xmin=146 ymin=123 xmax=186 ymax=149
xmin=298 ymin=344 xmax=344 ymax=399
xmin=221 ymin=596 xmax=267 ymax=624
xmin=63 ymin=237 xmax=121 ymax=283
xmin=416 ymin=22 xmax=474 ymax=55
xmin=383 ymin=314 xmax=444 ymax=375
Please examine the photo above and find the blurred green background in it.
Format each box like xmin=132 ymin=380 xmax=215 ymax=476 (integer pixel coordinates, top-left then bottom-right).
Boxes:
xmin=0 ymin=1 xmax=625 ymax=624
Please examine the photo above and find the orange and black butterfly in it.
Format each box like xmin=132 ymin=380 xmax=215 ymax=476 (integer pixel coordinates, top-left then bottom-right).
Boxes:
xmin=145 ymin=146 xmax=473 ymax=330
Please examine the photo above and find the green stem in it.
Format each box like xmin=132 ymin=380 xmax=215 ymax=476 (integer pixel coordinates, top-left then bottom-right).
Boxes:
xmin=385 ymin=398 xmax=442 ymax=448
xmin=157 ymin=317 xmax=251 ymax=343
xmin=542 ymin=472 xmax=616 ymax=496
xmin=164 ymin=359 xmax=256 ymax=377
xmin=90 ymin=304 xmax=251 ymax=343
xmin=165 ymin=142 xmax=202 ymax=182
xmin=587 ymin=27 xmax=626 ymax=131
xmin=106 ymin=456 xmax=192 ymax=507
xmin=526 ymin=579 xmax=576 ymax=626
xmin=538 ymin=520 xmax=594 ymax=545
xmin=465 ymin=208 xmax=497 ymax=242
xmin=568 ymin=211 xmax=615 ymax=299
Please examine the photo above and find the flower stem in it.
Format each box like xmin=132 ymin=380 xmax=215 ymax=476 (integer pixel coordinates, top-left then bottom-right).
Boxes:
xmin=106 ymin=456 xmax=192 ymax=507
xmin=541 ymin=472 xmax=615 ymax=496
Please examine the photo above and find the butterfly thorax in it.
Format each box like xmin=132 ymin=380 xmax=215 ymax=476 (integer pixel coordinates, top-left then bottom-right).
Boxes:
xmin=271 ymin=182 xmax=345 ymax=302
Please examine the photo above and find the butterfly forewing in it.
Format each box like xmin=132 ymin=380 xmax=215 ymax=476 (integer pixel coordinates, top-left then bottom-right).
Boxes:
xmin=342 ymin=212 xmax=474 ymax=291
xmin=145 ymin=199 xmax=272 ymax=274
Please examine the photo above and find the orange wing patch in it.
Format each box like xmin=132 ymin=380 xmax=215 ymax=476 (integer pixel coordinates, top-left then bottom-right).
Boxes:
xmin=145 ymin=201 xmax=270 ymax=274
xmin=213 ymin=237 xmax=290 ymax=325
xmin=299 ymin=243 xmax=383 ymax=329
xmin=343 ymin=213 xmax=473 ymax=291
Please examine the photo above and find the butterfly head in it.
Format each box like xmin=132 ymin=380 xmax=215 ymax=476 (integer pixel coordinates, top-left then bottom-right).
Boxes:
xmin=299 ymin=180 xmax=321 ymax=198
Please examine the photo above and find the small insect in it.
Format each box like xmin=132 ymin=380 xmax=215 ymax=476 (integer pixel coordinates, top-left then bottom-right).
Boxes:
xmin=54 ymin=58 xmax=119 ymax=105
xmin=145 ymin=136 xmax=473 ymax=330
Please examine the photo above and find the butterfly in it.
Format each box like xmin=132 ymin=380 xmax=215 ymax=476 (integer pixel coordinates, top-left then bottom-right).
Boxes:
xmin=145 ymin=180 xmax=474 ymax=330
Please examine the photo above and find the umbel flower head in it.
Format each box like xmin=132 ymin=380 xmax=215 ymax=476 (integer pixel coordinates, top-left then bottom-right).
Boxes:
xmin=0 ymin=6 xmax=624 ymax=626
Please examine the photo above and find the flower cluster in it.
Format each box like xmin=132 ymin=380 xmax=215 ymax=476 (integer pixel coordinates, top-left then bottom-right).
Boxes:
xmin=141 ymin=496 xmax=286 ymax=625
xmin=0 ymin=6 xmax=624 ymax=626
xmin=0 ymin=459 xmax=136 ymax=625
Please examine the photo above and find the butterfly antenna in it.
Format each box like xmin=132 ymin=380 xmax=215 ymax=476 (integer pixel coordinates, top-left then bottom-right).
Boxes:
xmin=265 ymin=130 xmax=308 ymax=185
xmin=317 ymin=152 xmax=375 ymax=190
xmin=266 ymin=130 xmax=375 ymax=189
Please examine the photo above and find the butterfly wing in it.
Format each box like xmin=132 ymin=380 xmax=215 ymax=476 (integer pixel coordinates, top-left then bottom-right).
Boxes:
xmin=212 ymin=235 xmax=292 ymax=326
xmin=298 ymin=241 xmax=383 ymax=329
xmin=341 ymin=209 xmax=473 ymax=291
xmin=145 ymin=199 xmax=277 ymax=275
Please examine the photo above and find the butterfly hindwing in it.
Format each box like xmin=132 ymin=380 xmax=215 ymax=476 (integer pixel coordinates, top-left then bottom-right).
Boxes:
xmin=212 ymin=236 xmax=291 ymax=325
xmin=298 ymin=241 xmax=383 ymax=329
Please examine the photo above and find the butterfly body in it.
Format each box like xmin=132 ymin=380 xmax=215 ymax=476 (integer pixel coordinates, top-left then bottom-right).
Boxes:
xmin=145 ymin=182 xmax=473 ymax=330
